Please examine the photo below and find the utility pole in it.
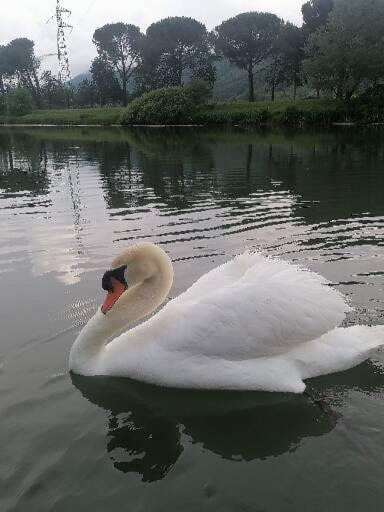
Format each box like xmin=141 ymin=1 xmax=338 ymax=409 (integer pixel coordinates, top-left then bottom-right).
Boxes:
xmin=56 ymin=0 xmax=72 ymax=83
xmin=48 ymin=0 xmax=72 ymax=84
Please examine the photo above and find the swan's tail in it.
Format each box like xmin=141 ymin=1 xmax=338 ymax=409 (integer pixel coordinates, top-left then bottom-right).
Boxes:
xmin=289 ymin=325 xmax=384 ymax=383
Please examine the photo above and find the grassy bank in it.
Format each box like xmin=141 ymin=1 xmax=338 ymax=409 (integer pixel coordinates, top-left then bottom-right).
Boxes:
xmin=196 ymin=99 xmax=341 ymax=125
xmin=0 ymin=99 xmax=382 ymax=126
xmin=0 ymin=107 xmax=123 ymax=126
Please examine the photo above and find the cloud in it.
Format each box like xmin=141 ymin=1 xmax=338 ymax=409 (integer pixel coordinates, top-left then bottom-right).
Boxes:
xmin=1 ymin=0 xmax=304 ymax=76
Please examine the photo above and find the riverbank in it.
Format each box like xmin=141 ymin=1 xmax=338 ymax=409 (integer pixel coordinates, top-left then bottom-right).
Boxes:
xmin=0 ymin=99 xmax=382 ymax=127
xmin=0 ymin=107 xmax=123 ymax=126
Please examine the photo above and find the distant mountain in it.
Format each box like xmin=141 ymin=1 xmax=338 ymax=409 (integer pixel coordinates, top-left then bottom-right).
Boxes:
xmin=70 ymin=72 xmax=92 ymax=87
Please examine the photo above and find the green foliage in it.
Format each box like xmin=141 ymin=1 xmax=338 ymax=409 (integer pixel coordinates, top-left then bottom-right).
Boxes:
xmin=7 ymin=88 xmax=34 ymax=116
xmin=73 ymin=79 xmax=97 ymax=108
xmin=303 ymin=0 xmax=384 ymax=100
xmin=214 ymin=12 xmax=283 ymax=101
xmin=142 ymin=17 xmax=214 ymax=88
xmin=275 ymin=23 xmax=306 ymax=97
xmin=196 ymin=108 xmax=272 ymax=126
xmin=302 ymin=0 xmax=334 ymax=34
xmin=93 ymin=23 xmax=143 ymax=106
xmin=359 ymin=85 xmax=384 ymax=105
xmin=3 ymin=38 xmax=42 ymax=108
xmin=41 ymin=71 xmax=68 ymax=109
xmin=282 ymin=106 xmax=303 ymax=125
xmin=120 ymin=86 xmax=196 ymax=125
xmin=214 ymin=13 xmax=283 ymax=70
xmin=0 ymin=95 xmax=6 ymax=115
xmin=90 ymin=57 xmax=122 ymax=106
xmin=341 ymin=87 xmax=384 ymax=123
xmin=195 ymin=99 xmax=341 ymax=126
xmin=3 ymin=98 xmax=384 ymax=127
xmin=1 ymin=107 xmax=122 ymax=125
xmin=184 ymin=79 xmax=212 ymax=105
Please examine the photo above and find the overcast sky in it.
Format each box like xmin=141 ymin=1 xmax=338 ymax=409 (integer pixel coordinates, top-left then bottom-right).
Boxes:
xmin=1 ymin=0 xmax=305 ymax=77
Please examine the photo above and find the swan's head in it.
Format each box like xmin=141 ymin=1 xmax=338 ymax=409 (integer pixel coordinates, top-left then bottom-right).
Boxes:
xmin=100 ymin=242 xmax=173 ymax=315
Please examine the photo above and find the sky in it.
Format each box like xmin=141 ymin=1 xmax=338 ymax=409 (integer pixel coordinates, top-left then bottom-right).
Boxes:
xmin=1 ymin=0 xmax=305 ymax=77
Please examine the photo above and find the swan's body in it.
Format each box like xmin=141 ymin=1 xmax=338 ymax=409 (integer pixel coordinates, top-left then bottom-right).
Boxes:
xmin=69 ymin=243 xmax=384 ymax=393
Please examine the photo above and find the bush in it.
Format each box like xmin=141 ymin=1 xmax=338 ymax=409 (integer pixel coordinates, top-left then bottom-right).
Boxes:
xmin=184 ymin=79 xmax=212 ymax=106
xmin=282 ymin=106 xmax=304 ymax=125
xmin=359 ymin=84 xmax=384 ymax=104
xmin=120 ymin=86 xmax=196 ymax=125
xmin=7 ymin=88 xmax=34 ymax=116
xmin=194 ymin=108 xmax=272 ymax=126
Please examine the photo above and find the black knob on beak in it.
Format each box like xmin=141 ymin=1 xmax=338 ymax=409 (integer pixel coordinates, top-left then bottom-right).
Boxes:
xmin=102 ymin=270 xmax=114 ymax=292
xmin=102 ymin=265 xmax=127 ymax=292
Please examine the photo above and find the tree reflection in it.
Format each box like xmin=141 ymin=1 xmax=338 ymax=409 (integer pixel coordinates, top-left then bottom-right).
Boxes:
xmin=2 ymin=125 xmax=384 ymax=225
xmin=0 ymin=130 xmax=50 ymax=197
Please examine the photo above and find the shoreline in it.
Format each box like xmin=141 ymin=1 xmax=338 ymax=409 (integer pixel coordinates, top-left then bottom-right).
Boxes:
xmin=0 ymin=99 xmax=383 ymax=128
xmin=2 ymin=122 xmax=384 ymax=129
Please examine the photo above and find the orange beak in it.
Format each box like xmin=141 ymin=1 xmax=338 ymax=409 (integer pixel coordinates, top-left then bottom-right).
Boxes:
xmin=101 ymin=277 xmax=127 ymax=315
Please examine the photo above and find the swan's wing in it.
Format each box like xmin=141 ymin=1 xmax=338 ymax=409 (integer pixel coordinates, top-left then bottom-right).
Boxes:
xmin=159 ymin=253 xmax=352 ymax=359
xmin=171 ymin=253 xmax=263 ymax=305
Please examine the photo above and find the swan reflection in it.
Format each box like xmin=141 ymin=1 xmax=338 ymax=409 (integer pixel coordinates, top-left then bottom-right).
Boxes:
xmin=71 ymin=374 xmax=339 ymax=481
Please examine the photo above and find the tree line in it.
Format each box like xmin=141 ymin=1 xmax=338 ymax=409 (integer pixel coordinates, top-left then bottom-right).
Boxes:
xmin=1 ymin=0 xmax=384 ymax=114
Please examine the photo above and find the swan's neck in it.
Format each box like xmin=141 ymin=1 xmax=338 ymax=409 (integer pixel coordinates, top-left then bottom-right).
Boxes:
xmin=69 ymin=264 xmax=173 ymax=375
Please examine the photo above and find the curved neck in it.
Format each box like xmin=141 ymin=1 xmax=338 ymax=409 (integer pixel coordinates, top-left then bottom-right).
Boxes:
xmin=69 ymin=258 xmax=173 ymax=375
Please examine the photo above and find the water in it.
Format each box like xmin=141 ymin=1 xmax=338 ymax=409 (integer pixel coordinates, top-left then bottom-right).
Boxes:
xmin=1 ymin=126 xmax=384 ymax=511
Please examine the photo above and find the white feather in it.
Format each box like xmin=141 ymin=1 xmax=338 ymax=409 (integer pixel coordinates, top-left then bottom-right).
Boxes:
xmin=69 ymin=243 xmax=384 ymax=393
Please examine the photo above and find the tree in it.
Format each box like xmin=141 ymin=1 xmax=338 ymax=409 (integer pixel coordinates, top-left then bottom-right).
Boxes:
xmin=93 ymin=23 xmax=143 ymax=106
xmin=302 ymin=0 xmax=334 ymax=34
xmin=0 ymin=94 xmax=6 ymax=115
xmin=90 ymin=56 xmax=121 ymax=105
xmin=7 ymin=87 xmax=34 ymax=116
xmin=41 ymin=71 xmax=67 ymax=108
xmin=265 ymin=52 xmax=286 ymax=102
xmin=143 ymin=17 xmax=214 ymax=88
xmin=5 ymin=38 xmax=42 ymax=108
xmin=277 ymin=23 xmax=306 ymax=99
xmin=303 ymin=0 xmax=384 ymax=100
xmin=184 ymin=79 xmax=212 ymax=105
xmin=0 ymin=45 xmax=9 ymax=95
xmin=75 ymin=79 xmax=97 ymax=107
xmin=214 ymin=12 xmax=283 ymax=102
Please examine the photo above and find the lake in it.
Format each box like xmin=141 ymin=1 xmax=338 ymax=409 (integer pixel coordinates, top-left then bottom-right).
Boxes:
xmin=1 ymin=125 xmax=384 ymax=512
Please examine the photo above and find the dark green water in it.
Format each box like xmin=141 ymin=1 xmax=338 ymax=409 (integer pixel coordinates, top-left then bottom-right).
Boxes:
xmin=1 ymin=126 xmax=384 ymax=512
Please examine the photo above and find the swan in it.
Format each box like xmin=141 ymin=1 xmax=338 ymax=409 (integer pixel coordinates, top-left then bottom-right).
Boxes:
xmin=69 ymin=242 xmax=384 ymax=393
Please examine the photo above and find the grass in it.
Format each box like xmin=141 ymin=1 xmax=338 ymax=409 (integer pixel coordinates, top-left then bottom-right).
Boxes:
xmin=0 ymin=98 xmax=381 ymax=126
xmin=0 ymin=107 xmax=123 ymax=126
xmin=195 ymin=99 xmax=343 ymax=126
xmin=213 ymin=99 xmax=338 ymax=113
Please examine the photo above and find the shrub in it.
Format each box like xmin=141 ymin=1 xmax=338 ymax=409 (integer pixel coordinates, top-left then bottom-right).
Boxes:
xmin=184 ymin=79 xmax=212 ymax=106
xmin=282 ymin=106 xmax=304 ymax=125
xmin=7 ymin=88 xmax=34 ymax=116
xmin=349 ymin=85 xmax=384 ymax=123
xmin=120 ymin=86 xmax=195 ymax=125
xmin=359 ymin=84 xmax=384 ymax=104
xmin=194 ymin=108 xmax=272 ymax=126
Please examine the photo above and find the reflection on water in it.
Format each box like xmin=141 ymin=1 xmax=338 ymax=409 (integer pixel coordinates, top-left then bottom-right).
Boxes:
xmin=1 ymin=126 xmax=384 ymax=511
xmin=72 ymin=374 xmax=336 ymax=482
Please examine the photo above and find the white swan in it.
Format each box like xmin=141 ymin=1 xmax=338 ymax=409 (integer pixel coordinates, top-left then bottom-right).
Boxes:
xmin=69 ymin=242 xmax=384 ymax=393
